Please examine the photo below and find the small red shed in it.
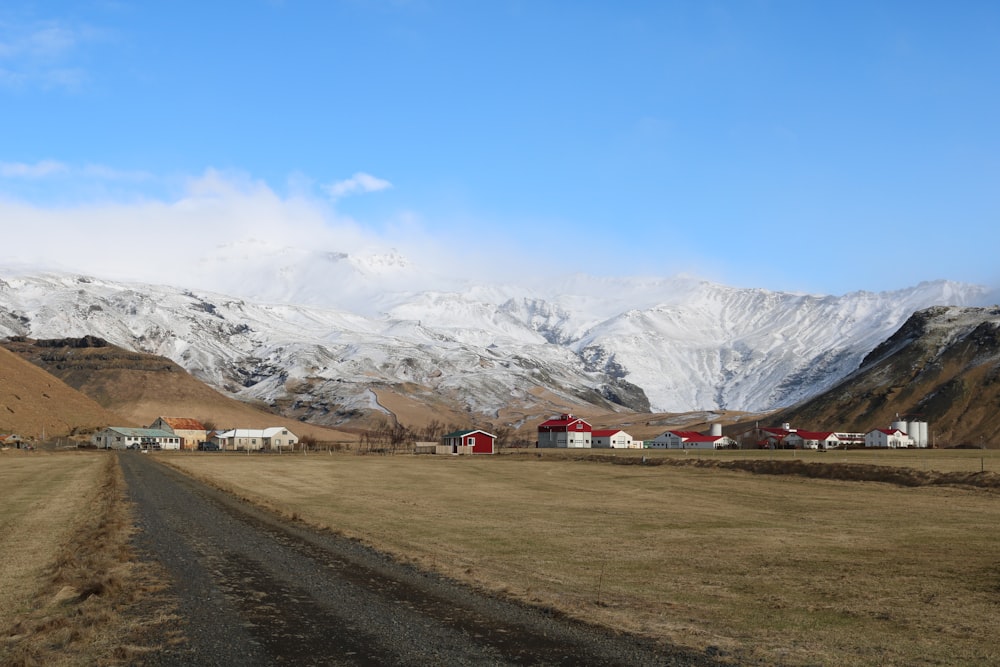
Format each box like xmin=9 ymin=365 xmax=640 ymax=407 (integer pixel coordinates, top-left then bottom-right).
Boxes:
xmin=442 ymin=429 xmax=496 ymax=454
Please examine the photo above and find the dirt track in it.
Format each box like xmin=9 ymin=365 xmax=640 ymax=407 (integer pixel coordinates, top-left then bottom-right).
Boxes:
xmin=120 ymin=453 xmax=719 ymax=666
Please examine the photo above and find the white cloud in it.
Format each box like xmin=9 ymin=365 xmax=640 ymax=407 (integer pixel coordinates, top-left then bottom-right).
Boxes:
xmin=0 ymin=20 xmax=100 ymax=91
xmin=0 ymin=160 xmax=156 ymax=186
xmin=324 ymin=172 xmax=393 ymax=200
xmin=0 ymin=169 xmax=435 ymax=306
xmin=22 ymin=25 xmax=78 ymax=59
xmin=0 ymin=159 xmax=69 ymax=178
xmin=80 ymin=164 xmax=153 ymax=182
xmin=0 ymin=166 xmax=580 ymax=311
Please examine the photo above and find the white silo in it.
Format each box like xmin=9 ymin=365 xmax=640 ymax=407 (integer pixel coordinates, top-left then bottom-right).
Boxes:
xmin=918 ymin=422 xmax=929 ymax=447
xmin=710 ymin=423 xmax=722 ymax=437
xmin=891 ymin=420 xmax=909 ymax=434
xmin=907 ymin=421 xmax=920 ymax=445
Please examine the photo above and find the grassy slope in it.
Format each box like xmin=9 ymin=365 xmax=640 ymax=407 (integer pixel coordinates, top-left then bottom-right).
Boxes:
xmin=0 ymin=346 xmax=130 ymax=439
xmin=163 ymin=451 xmax=1000 ymax=667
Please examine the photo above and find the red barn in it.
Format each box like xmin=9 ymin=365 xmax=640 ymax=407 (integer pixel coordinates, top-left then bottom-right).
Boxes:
xmin=537 ymin=413 xmax=592 ymax=448
xmin=441 ymin=429 xmax=496 ymax=454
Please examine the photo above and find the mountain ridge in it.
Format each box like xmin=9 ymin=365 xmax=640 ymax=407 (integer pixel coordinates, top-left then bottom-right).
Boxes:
xmin=0 ymin=267 xmax=991 ymax=430
xmin=772 ymin=305 xmax=1000 ymax=445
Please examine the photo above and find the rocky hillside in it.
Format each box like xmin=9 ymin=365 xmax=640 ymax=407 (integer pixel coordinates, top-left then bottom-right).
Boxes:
xmin=0 ymin=344 xmax=128 ymax=440
xmin=772 ymin=306 xmax=1000 ymax=446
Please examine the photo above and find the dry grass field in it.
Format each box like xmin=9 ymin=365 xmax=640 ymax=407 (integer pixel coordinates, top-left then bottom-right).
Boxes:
xmin=0 ymin=450 xmax=171 ymax=665
xmin=543 ymin=446 xmax=1000 ymax=474
xmin=164 ymin=449 xmax=1000 ymax=666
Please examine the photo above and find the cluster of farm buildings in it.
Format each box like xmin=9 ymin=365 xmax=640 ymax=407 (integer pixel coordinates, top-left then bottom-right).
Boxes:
xmin=65 ymin=414 xmax=932 ymax=455
xmin=438 ymin=414 xmax=934 ymax=454
xmin=90 ymin=417 xmax=300 ymax=451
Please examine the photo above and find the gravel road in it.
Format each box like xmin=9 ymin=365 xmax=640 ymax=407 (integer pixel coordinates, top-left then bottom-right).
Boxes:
xmin=120 ymin=452 xmax=723 ymax=666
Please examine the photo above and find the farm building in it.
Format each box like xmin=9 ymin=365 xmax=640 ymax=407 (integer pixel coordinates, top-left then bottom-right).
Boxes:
xmin=865 ymin=428 xmax=915 ymax=448
xmin=591 ymin=429 xmax=635 ymax=449
xmin=648 ymin=430 xmax=733 ymax=449
xmin=537 ymin=414 xmax=592 ymax=448
xmin=440 ymin=429 xmax=496 ymax=454
xmin=784 ymin=430 xmax=842 ymax=450
xmin=148 ymin=416 xmax=208 ymax=451
xmin=832 ymin=432 xmax=867 ymax=447
xmin=1 ymin=434 xmax=24 ymax=447
xmin=735 ymin=425 xmax=795 ymax=448
xmin=91 ymin=427 xmax=181 ymax=450
xmin=212 ymin=427 xmax=299 ymax=451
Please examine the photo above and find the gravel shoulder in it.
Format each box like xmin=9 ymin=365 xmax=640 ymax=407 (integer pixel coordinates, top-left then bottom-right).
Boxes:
xmin=120 ymin=452 xmax=722 ymax=666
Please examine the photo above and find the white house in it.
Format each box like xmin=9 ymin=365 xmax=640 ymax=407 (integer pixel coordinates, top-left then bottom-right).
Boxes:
xmin=591 ymin=429 xmax=634 ymax=449
xmin=784 ymin=430 xmax=842 ymax=450
xmin=212 ymin=427 xmax=299 ymax=451
xmin=91 ymin=427 xmax=181 ymax=450
xmin=263 ymin=426 xmax=299 ymax=449
xmin=865 ymin=428 xmax=915 ymax=448
xmin=648 ymin=430 xmax=733 ymax=450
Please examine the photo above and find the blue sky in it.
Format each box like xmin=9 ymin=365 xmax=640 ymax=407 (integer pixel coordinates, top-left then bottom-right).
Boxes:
xmin=1 ymin=1 xmax=998 ymax=296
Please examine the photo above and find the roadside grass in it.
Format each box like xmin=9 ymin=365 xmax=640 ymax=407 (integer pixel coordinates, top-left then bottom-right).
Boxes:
xmin=0 ymin=451 xmax=174 ymax=666
xmin=163 ymin=451 xmax=1000 ymax=666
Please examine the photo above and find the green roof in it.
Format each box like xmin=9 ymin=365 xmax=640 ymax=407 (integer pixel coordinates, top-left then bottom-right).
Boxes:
xmin=103 ymin=427 xmax=175 ymax=438
xmin=442 ymin=429 xmax=476 ymax=438
xmin=442 ymin=429 xmax=496 ymax=439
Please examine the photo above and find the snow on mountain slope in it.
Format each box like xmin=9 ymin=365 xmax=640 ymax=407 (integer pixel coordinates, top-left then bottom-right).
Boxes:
xmin=0 ymin=267 xmax=990 ymax=421
xmin=0 ymin=272 xmax=626 ymax=423
xmin=570 ymin=281 xmax=986 ymax=411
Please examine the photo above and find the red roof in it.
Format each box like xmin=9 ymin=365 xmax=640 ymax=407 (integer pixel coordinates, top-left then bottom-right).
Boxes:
xmin=592 ymin=429 xmax=625 ymax=438
xmin=157 ymin=417 xmax=207 ymax=431
xmin=538 ymin=414 xmax=591 ymax=430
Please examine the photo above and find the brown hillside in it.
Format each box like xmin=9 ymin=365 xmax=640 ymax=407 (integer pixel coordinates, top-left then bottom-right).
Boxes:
xmin=0 ymin=345 xmax=129 ymax=439
xmin=772 ymin=306 xmax=1000 ymax=447
xmin=1 ymin=337 xmax=356 ymax=443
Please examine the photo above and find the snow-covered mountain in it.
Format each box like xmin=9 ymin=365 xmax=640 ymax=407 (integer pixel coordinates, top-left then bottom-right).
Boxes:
xmin=0 ymin=264 xmax=991 ymax=426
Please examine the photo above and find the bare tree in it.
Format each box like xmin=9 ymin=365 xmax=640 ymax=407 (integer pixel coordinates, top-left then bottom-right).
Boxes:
xmin=422 ymin=418 xmax=447 ymax=441
xmin=492 ymin=425 xmax=513 ymax=451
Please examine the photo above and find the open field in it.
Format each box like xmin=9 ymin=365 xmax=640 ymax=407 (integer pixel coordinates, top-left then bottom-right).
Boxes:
xmin=163 ymin=450 xmax=1000 ymax=666
xmin=0 ymin=450 xmax=171 ymax=665
xmin=532 ymin=446 xmax=1000 ymax=474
